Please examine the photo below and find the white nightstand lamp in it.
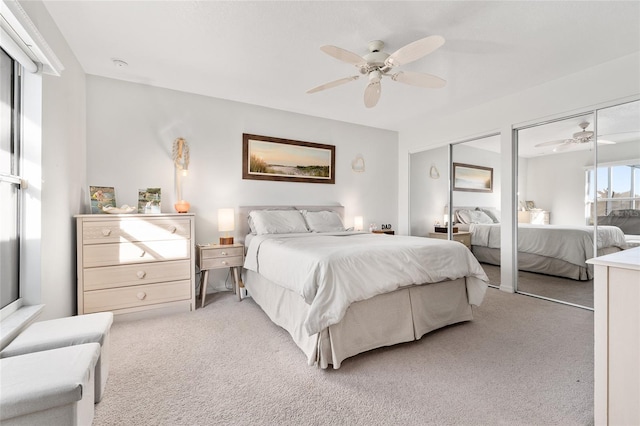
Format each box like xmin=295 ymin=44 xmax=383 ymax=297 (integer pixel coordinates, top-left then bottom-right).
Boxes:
xmin=218 ymin=208 xmax=235 ymax=245
xmin=354 ymin=216 xmax=363 ymax=231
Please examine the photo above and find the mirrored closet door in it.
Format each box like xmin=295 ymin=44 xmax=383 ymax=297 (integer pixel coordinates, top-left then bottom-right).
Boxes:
xmin=514 ymin=98 xmax=639 ymax=309
xmin=450 ymin=134 xmax=502 ymax=287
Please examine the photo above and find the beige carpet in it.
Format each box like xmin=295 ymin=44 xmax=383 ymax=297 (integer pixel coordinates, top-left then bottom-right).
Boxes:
xmin=95 ymin=288 xmax=594 ymax=425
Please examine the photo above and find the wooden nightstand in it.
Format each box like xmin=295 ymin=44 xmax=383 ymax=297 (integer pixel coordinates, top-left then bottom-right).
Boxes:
xmin=196 ymin=243 xmax=244 ymax=307
xmin=372 ymin=230 xmax=395 ymax=235
xmin=428 ymin=231 xmax=471 ymax=249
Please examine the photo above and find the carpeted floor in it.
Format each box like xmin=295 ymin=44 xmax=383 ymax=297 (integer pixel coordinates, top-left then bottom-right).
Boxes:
xmin=94 ymin=288 xmax=594 ymax=425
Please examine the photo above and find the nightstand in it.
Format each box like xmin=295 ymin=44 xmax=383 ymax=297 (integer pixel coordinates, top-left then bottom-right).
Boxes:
xmin=196 ymin=243 xmax=244 ymax=307
xmin=428 ymin=231 xmax=471 ymax=249
xmin=372 ymin=230 xmax=395 ymax=235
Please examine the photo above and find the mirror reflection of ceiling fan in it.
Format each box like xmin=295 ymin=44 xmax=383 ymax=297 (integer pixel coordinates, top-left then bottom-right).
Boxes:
xmin=534 ymin=122 xmax=616 ymax=152
xmin=307 ymin=36 xmax=447 ymax=108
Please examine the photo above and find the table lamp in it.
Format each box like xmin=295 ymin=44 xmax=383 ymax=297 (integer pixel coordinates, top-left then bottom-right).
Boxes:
xmin=354 ymin=216 xmax=363 ymax=231
xmin=218 ymin=208 xmax=235 ymax=245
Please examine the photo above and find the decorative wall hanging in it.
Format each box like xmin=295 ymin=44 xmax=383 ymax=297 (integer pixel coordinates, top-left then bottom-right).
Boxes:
xmin=242 ymin=134 xmax=335 ymax=184
xmin=351 ymin=154 xmax=365 ymax=172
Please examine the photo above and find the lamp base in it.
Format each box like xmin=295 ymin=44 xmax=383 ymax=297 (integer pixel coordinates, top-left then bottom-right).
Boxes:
xmin=219 ymin=236 xmax=234 ymax=245
xmin=174 ymin=200 xmax=190 ymax=213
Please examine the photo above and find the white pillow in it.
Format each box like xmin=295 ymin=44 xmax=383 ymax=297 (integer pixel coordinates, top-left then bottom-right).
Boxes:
xmin=248 ymin=210 xmax=309 ymax=235
xmin=302 ymin=210 xmax=345 ymax=233
xmin=477 ymin=207 xmax=501 ymax=223
xmin=456 ymin=209 xmax=494 ymax=224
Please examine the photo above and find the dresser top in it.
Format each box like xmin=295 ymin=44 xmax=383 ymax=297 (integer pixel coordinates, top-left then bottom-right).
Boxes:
xmin=587 ymin=246 xmax=640 ymax=271
xmin=75 ymin=213 xmax=195 ymax=219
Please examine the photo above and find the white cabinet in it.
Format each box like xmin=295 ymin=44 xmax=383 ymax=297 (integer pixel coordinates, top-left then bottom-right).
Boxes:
xmin=517 ymin=210 xmax=550 ymax=224
xmin=587 ymin=247 xmax=640 ymax=426
xmin=76 ymin=214 xmax=196 ymax=319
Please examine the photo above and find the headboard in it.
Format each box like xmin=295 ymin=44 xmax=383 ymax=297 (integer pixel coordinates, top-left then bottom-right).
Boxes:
xmin=238 ymin=205 xmax=345 ymax=240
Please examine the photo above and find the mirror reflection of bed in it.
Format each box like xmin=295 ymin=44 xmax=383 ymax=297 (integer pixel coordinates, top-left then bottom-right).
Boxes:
xmin=410 ymin=100 xmax=638 ymax=311
xmin=514 ymin=99 xmax=640 ymax=309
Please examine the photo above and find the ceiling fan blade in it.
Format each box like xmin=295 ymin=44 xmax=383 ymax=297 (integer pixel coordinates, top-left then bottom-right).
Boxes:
xmin=320 ymin=45 xmax=367 ymax=67
xmin=391 ymin=71 xmax=446 ymax=88
xmin=364 ymin=81 xmax=381 ymax=108
xmin=306 ymin=76 xmax=360 ymax=94
xmin=552 ymin=143 xmax=573 ymax=152
xmin=385 ymin=35 xmax=445 ymax=67
xmin=534 ymin=139 xmax=570 ymax=148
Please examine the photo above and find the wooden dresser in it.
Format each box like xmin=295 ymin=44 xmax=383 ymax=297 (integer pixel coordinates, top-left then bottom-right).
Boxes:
xmin=76 ymin=213 xmax=196 ymax=319
xmin=587 ymin=247 xmax=640 ymax=426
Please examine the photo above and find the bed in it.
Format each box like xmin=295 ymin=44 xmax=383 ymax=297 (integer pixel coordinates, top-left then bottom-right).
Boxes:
xmin=452 ymin=207 xmax=628 ymax=281
xmin=239 ymin=205 xmax=489 ymax=369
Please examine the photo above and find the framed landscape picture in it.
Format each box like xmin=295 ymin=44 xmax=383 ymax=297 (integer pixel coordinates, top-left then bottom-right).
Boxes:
xmin=453 ymin=163 xmax=493 ymax=192
xmin=138 ymin=188 xmax=162 ymax=213
xmin=89 ymin=186 xmax=116 ymax=214
xmin=242 ymin=134 xmax=335 ymax=184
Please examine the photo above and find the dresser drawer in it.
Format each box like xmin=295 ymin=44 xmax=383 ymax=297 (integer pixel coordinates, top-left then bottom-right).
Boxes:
xmin=83 ymin=260 xmax=191 ymax=291
xmin=82 ymin=218 xmax=191 ymax=244
xmin=83 ymin=280 xmax=192 ymax=313
xmin=200 ymin=255 xmax=244 ymax=270
xmin=83 ymin=240 xmax=190 ymax=268
xmin=200 ymin=246 xmax=244 ymax=259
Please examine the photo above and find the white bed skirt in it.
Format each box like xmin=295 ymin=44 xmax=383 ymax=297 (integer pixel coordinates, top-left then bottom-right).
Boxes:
xmin=243 ymin=270 xmax=473 ymax=369
xmin=471 ymin=245 xmax=622 ymax=281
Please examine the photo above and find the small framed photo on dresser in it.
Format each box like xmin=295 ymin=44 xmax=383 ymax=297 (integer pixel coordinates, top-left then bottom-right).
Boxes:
xmin=138 ymin=188 xmax=162 ymax=213
xmin=89 ymin=186 xmax=116 ymax=214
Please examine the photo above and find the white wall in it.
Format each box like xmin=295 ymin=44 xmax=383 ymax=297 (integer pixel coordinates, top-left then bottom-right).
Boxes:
xmin=523 ymin=141 xmax=640 ymax=225
xmin=18 ymin=1 xmax=87 ymax=320
xmin=86 ymin=76 xmax=398 ymax=292
xmin=398 ymin=52 xmax=640 ymax=291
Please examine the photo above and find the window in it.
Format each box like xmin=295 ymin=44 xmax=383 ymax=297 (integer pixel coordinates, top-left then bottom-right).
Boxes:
xmin=586 ymin=163 xmax=640 ymax=223
xmin=0 ymin=47 xmax=22 ymax=309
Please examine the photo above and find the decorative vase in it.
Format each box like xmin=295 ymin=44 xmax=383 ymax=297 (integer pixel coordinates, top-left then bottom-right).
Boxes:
xmin=174 ymin=200 xmax=190 ymax=213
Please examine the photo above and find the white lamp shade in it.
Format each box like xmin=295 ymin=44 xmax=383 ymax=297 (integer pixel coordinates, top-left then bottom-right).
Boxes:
xmin=354 ymin=216 xmax=363 ymax=231
xmin=218 ymin=208 xmax=235 ymax=233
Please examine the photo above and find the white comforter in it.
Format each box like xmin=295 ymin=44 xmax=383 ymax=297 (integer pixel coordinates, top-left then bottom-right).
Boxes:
xmin=244 ymin=232 xmax=489 ymax=336
xmin=469 ymin=224 xmax=627 ymax=266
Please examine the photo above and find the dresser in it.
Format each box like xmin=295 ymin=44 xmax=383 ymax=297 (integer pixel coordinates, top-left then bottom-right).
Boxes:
xmin=76 ymin=214 xmax=196 ymax=319
xmin=517 ymin=210 xmax=550 ymax=224
xmin=587 ymin=247 xmax=640 ymax=426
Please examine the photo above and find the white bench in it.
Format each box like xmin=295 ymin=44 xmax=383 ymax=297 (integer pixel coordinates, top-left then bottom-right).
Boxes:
xmin=0 ymin=312 xmax=113 ymax=403
xmin=0 ymin=343 xmax=101 ymax=426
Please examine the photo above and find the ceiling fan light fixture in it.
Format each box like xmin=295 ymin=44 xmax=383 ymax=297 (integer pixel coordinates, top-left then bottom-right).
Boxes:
xmin=308 ymin=35 xmax=446 ymax=108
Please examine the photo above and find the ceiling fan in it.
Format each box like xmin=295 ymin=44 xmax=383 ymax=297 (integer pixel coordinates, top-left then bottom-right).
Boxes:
xmin=534 ymin=121 xmax=615 ymax=152
xmin=307 ymin=36 xmax=447 ymax=108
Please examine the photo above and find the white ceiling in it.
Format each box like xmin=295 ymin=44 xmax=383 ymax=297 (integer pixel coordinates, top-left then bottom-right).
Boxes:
xmin=43 ymin=1 xmax=639 ymax=132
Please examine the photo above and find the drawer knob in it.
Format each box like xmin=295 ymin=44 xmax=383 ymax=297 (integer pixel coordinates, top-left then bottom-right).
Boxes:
xmin=136 ymin=271 xmax=146 ymax=279
xmin=102 ymin=229 xmax=111 ymax=236
xmin=221 ymin=252 xmax=227 ymax=256
xmin=140 ymin=250 xmax=146 ymax=257
xmin=222 ymin=260 xmax=228 ymax=266
xmin=169 ymin=226 xmax=177 ymax=234
xmin=137 ymin=292 xmax=147 ymax=300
